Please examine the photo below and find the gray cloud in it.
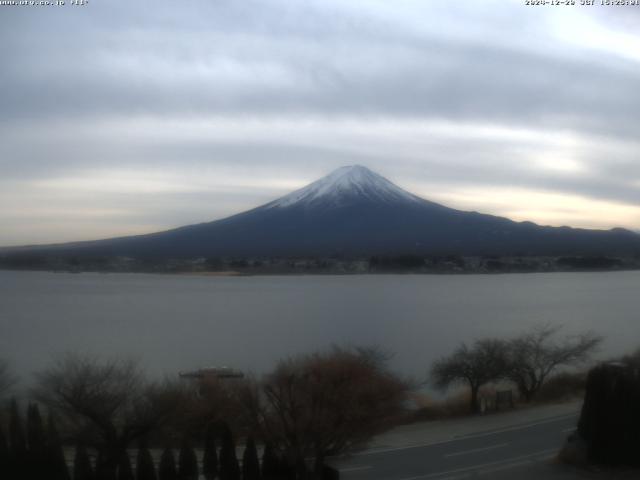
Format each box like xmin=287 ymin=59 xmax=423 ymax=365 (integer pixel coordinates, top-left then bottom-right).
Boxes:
xmin=2 ymin=1 xmax=639 ymax=134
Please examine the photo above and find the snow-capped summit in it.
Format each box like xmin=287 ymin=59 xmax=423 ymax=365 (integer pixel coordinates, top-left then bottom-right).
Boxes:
xmin=268 ymin=165 xmax=421 ymax=209
xmin=10 ymin=165 xmax=640 ymax=258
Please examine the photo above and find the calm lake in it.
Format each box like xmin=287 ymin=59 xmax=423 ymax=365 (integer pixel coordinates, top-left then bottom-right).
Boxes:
xmin=1 ymin=270 xmax=638 ymax=385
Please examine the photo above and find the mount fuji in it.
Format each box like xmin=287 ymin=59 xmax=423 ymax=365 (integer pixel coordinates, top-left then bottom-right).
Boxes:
xmin=6 ymin=165 xmax=640 ymax=258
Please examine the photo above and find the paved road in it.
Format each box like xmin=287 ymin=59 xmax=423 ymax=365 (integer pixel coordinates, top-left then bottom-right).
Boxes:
xmin=332 ymin=413 xmax=579 ymax=480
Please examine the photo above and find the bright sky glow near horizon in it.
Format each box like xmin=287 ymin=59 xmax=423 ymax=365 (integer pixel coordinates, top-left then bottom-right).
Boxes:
xmin=1 ymin=0 xmax=640 ymax=246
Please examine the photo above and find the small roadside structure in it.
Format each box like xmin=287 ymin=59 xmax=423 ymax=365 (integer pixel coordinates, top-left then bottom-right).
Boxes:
xmin=478 ymin=389 xmax=514 ymax=414
xmin=495 ymin=390 xmax=514 ymax=410
xmin=179 ymin=367 xmax=245 ymax=397
xmin=179 ymin=366 xmax=244 ymax=380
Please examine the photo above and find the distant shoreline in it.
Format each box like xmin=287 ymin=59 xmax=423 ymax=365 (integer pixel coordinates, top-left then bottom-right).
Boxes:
xmin=176 ymin=270 xmax=245 ymax=277
xmin=2 ymin=252 xmax=639 ymax=276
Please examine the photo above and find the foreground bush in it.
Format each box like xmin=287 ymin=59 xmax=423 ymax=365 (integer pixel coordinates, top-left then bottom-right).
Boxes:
xmin=238 ymin=346 xmax=408 ymax=478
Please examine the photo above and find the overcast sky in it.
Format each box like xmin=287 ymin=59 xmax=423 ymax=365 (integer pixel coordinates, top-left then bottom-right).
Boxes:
xmin=1 ymin=0 xmax=639 ymax=246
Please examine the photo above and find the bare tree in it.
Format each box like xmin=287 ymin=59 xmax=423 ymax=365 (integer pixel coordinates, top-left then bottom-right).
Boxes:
xmin=431 ymin=339 xmax=509 ymax=414
xmin=0 ymin=358 xmax=16 ymax=398
xmin=33 ymin=353 xmax=183 ymax=480
xmin=238 ymin=347 xmax=408 ymax=479
xmin=506 ymin=325 xmax=602 ymax=402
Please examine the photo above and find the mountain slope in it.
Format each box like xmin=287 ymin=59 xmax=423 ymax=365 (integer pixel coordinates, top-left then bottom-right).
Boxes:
xmin=4 ymin=165 xmax=640 ymax=258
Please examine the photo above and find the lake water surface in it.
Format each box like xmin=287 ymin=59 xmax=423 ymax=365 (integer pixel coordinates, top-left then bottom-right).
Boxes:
xmin=1 ymin=270 xmax=638 ymax=386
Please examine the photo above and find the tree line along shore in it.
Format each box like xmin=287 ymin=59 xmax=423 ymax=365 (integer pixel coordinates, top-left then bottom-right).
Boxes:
xmin=1 ymin=253 xmax=639 ymax=275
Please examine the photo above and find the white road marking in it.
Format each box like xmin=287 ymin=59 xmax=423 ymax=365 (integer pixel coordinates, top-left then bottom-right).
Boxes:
xmin=451 ymin=414 xmax=578 ymax=441
xmin=339 ymin=465 xmax=372 ymax=473
xmin=395 ymin=448 xmax=558 ymax=480
xmin=443 ymin=442 xmax=508 ymax=458
xmin=350 ymin=413 xmax=577 ymax=457
xmin=562 ymin=427 xmax=576 ymax=433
